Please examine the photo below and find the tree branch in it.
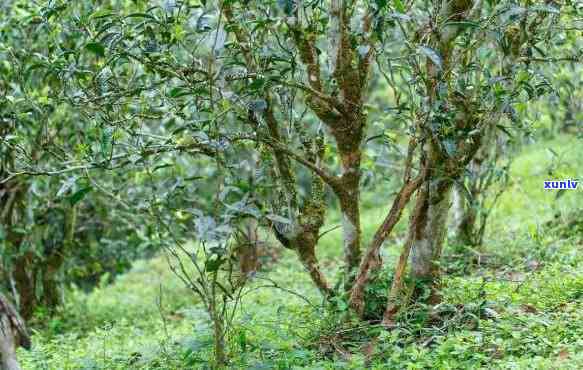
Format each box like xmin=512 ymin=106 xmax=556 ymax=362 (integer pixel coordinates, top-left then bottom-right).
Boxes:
xmin=349 ymin=163 xmax=424 ymax=316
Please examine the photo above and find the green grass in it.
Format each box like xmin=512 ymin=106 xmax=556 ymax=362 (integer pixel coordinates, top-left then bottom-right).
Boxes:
xmin=20 ymin=135 xmax=582 ymax=369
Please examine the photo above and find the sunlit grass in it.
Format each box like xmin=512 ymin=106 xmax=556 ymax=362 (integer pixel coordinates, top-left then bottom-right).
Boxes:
xmin=20 ymin=135 xmax=583 ymax=369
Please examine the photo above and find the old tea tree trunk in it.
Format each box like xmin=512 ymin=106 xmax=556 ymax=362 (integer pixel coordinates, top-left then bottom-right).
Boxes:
xmin=223 ymin=0 xmax=377 ymax=289
xmin=0 ymin=293 xmax=30 ymax=370
xmin=382 ymin=0 xmax=485 ymax=324
xmin=408 ymin=145 xmax=454 ymax=303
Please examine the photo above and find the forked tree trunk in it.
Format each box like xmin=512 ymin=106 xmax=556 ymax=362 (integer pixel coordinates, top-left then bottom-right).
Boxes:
xmin=409 ymin=176 xmax=453 ymax=303
xmin=349 ymin=166 xmax=423 ymax=316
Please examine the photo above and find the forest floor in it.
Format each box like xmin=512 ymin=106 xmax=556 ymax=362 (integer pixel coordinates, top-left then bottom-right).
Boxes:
xmin=20 ymin=135 xmax=582 ymax=370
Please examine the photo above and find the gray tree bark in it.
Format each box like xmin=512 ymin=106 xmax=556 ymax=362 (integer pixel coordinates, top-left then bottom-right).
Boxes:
xmin=0 ymin=293 xmax=29 ymax=370
xmin=1 ymin=315 xmax=21 ymax=370
xmin=410 ymin=183 xmax=453 ymax=283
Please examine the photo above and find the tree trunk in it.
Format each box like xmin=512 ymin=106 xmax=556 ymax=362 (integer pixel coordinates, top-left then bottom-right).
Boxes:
xmin=349 ymin=172 xmax=423 ymax=316
xmin=11 ymin=254 xmax=36 ymax=322
xmin=409 ymin=176 xmax=453 ymax=303
xmin=41 ymin=262 xmax=62 ymax=310
xmin=338 ymin=149 xmax=363 ymax=277
xmin=0 ymin=294 xmax=29 ymax=370
xmin=382 ymin=178 xmax=429 ymax=325
xmin=0 ymin=315 xmax=22 ymax=370
xmin=209 ymin=301 xmax=226 ymax=369
xmin=339 ymin=192 xmax=361 ymax=276
xmin=212 ymin=318 xmax=225 ymax=369
xmin=451 ymin=183 xmax=475 ymax=246
xmin=295 ymin=231 xmax=333 ymax=297
xmin=237 ymin=218 xmax=259 ymax=282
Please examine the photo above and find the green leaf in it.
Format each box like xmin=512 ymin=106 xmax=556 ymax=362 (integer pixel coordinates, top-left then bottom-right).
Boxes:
xmin=89 ymin=10 xmax=114 ymax=20
xmin=375 ymin=0 xmax=388 ymax=9
xmin=248 ymin=77 xmax=266 ymax=91
xmin=85 ymin=42 xmax=105 ymax=57
xmin=168 ymin=86 xmax=191 ymax=98
xmin=44 ymin=4 xmax=67 ymax=20
xmin=124 ymin=12 xmax=158 ymax=21
xmin=238 ymin=330 xmax=248 ymax=352
xmin=393 ymin=0 xmax=405 ymax=13
xmin=418 ymin=46 xmax=442 ymax=70
xmin=496 ymin=124 xmax=513 ymax=137
xmin=205 ymin=257 xmax=225 ymax=272
xmin=68 ymin=187 xmax=92 ymax=206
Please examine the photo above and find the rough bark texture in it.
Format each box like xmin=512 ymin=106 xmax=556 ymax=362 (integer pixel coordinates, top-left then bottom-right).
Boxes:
xmin=335 ymin=125 xmax=365 ymax=277
xmin=0 ymin=293 xmax=30 ymax=370
xmin=288 ymin=0 xmax=372 ymax=280
xmin=225 ymin=0 xmax=375 ymax=294
xmin=398 ymin=0 xmax=475 ymax=305
xmin=338 ymin=188 xmax=361 ymax=275
xmin=409 ymin=180 xmax=453 ymax=290
xmin=0 ymin=316 xmax=21 ymax=370
xmin=224 ymin=3 xmax=335 ymax=296
xmin=295 ymin=229 xmax=333 ymax=296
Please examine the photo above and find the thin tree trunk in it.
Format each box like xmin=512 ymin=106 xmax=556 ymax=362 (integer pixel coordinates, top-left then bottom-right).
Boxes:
xmin=0 ymin=315 xmax=22 ymax=370
xmin=296 ymin=233 xmax=333 ymax=297
xmin=211 ymin=312 xmax=225 ymax=369
xmin=451 ymin=183 xmax=475 ymax=246
xmin=208 ymin=284 xmax=226 ymax=369
xmin=237 ymin=218 xmax=259 ymax=282
xmin=382 ymin=180 xmax=429 ymax=325
xmin=451 ymin=183 xmax=465 ymax=236
xmin=349 ymin=174 xmax=423 ymax=315
xmin=41 ymin=205 xmax=74 ymax=309
xmin=11 ymin=254 xmax=36 ymax=322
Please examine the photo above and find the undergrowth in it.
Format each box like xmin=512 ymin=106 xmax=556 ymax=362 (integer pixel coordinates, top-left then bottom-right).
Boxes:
xmin=19 ymin=136 xmax=582 ymax=369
